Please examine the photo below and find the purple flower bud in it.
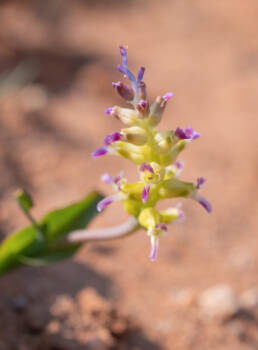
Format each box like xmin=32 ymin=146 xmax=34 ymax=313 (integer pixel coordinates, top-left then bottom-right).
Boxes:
xmin=148 ymin=96 xmax=168 ymax=126
xmin=175 ymin=128 xmax=186 ymax=139
xmin=142 ymin=184 xmax=150 ymax=203
xmin=149 ymin=237 xmax=159 ymax=262
xmin=97 ymin=196 xmax=114 ymax=212
xmin=140 ymin=162 xmax=154 ymax=173
xmin=92 ymin=147 xmax=108 ymax=158
xmin=196 ymin=177 xmax=206 ymax=189
xmin=112 ymin=81 xmax=134 ymax=101
xmin=104 ymin=131 xmax=121 ymax=146
xmin=137 ymin=67 xmax=145 ymax=82
xmin=163 ymin=92 xmax=173 ymax=101
xmin=184 ymin=126 xmax=200 ymax=140
xmin=175 ymin=127 xmax=200 ymax=140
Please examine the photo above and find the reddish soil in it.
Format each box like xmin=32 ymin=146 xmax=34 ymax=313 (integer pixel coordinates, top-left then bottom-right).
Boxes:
xmin=0 ymin=0 xmax=258 ymax=349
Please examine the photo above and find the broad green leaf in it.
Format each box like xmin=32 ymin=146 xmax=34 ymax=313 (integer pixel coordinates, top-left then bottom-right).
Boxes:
xmin=18 ymin=243 xmax=81 ymax=266
xmin=41 ymin=191 xmax=102 ymax=243
xmin=0 ymin=192 xmax=103 ymax=276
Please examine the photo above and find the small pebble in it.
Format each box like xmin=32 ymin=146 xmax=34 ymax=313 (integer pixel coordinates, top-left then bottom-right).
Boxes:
xmin=198 ymin=284 xmax=239 ymax=319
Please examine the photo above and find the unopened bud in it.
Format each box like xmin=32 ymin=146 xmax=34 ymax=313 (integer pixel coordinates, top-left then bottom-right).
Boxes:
xmin=121 ymin=126 xmax=148 ymax=145
xmin=154 ymin=131 xmax=174 ymax=153
xmin=136 ymin=100 xmax=149 ymax=117
xmin=108 ymin=106 xmax=137 ymax=125
xmin=159 ymin=178 xmax=195 ymax=199
xmin=112 ymin=81 xmax=134 ymax=101
xmin=161 ymin=139 xmax=189 ymax=166
xmin=160 ymin=207 xmax=184 ymax=223
xmin=148 ymin=92 xmax=173 ymax=126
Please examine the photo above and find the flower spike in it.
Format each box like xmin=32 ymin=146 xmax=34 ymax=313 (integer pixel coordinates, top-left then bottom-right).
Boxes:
xmin=92 ymin=45 xmax=211 ymax=261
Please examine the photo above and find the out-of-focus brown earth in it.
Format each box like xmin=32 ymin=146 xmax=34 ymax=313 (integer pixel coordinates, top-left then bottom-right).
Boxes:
xmin=0 ymin=0 xmax=258 ymax=349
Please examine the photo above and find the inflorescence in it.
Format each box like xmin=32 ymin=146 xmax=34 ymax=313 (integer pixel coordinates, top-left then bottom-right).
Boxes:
xmin=92 ymin=46 xmax=212 ymax=261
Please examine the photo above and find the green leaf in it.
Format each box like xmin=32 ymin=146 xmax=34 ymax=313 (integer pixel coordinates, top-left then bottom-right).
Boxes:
xmin=0 ymin=192 xmax=103 ymax=276
xmin=18 ymin=244 xmax=81 ymax=266
xmin=41 ymin=191 xmax=102 ymax=243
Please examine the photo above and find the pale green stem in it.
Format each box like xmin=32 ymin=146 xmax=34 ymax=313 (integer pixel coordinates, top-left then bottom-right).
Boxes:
xmin=66 ymin=216 xmax=140 ymax=243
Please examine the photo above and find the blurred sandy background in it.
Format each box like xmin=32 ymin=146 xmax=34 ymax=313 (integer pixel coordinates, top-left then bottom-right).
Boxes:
xmin=0 ymin=0 xmax=258 ymax=349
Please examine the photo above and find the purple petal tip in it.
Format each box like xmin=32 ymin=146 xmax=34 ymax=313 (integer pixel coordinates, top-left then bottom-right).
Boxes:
xmin=155 ymin=223 xmax=168 ymax=232
xmin=149 ymin=239 xmax=158 ymax=262
xmin=119 ymin=45 xmax=127 ymax=56
xmin=197 ymin=177 xmax=206 ymax=189
xmin=197 ymin=196 xmax=212 ymax=213
xmin=175 ymin=126 xmax=200 ymax=140
xmin=174 ymin=160 xmax=184 ymax=170
xmin=137 ymin=67 xmax=145 ymax=82
xmin=97 ymin=197 xmax=114 ymax=212
xmin=139 ymin=100 xmax=148 ymax=108
xmin=104 ymin=131 xmax=121 ymax=146
xmin=92 ymin=147 xmax=108 ymax=158
xmin=142 ymin=185 xmax=150 ymax=203
xmin=140 ymin=162 xmax=154 ymax=173
xmin=101 ymin=173 xmax=112 ymax=184
xmin=163 ymin=92 xmax=174 ymax=101
xmin=104 ymin=107 xmax=113 ymax=115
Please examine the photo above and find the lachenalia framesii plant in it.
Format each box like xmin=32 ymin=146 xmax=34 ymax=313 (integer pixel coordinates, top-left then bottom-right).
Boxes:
xmin=0 ymin=45 xmax=212 ymax=277
xmin=92 ymin=45 xmax=212 ymax=261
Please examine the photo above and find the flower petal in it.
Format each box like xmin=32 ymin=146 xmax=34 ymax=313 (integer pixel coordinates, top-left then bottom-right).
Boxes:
xmin=101 ymin=173 xmax=112 ymax=184
xmin=140 ymin=162 xmax=154 ymax=173
xmin=97 ymin=196 xmax=115 ymax=212
xmin=142 ymin=184 xmax=150 ymax=203
xmin=196 ymin=195 xmax=212 ymax=213
xmin=137 ymin=67 xmax=145 ymax=82
xmin=112 ymin=81 xmax=134 ymax=101
xmin=104 ymin=131 xmax=121 ymax=146
xmin=92 ymin=147 xmax=108 ymax=158
xmin=175 ymin=127 xmax=187 ymax=139
xmin=149 ymin=236 xmax=159 ymax=262
xmin=197 ymin=177 xmax=206 ymax=189
xmin=119 ymin=45 xmax=128 ymax=66
xmin=175 ymin=127 xmax=200 ymax=140
xmin=163 ymin=92 xmax=173 ymax=101
xmin=104 ymin=107 xmax=113 ymax=115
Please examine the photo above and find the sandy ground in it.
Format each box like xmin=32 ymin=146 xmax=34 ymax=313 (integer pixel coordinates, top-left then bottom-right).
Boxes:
xmin=0 ymin=0 xmax=258 ymax=349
